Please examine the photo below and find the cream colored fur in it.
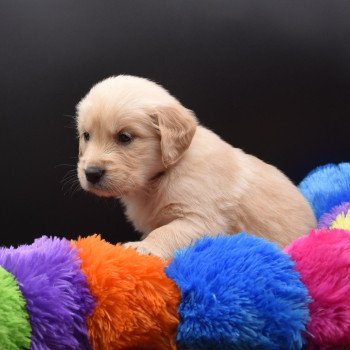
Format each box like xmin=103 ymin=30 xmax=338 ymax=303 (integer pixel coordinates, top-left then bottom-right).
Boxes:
xmin=76 ymin=75 xmax=316 ymax=259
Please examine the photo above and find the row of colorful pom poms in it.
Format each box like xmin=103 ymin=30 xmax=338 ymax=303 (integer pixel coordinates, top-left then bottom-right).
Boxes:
xmin=0 ymin=163 xmax=349 ymax=350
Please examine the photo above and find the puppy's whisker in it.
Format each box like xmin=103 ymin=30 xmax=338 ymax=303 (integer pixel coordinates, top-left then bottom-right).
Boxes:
xmin=61 ymin=170 xmax=77 ymax=179
xmin=63 ymin=170 xmax=77 ymax=176
xmin=61 ymin=168 xmax=80 ymax=195
xmin=64 ymin=186 xmax=81 ymax=197
xmin=61 ymin=177 xmax=78 ymax=186
xmin=62 ymin=169 xmax=77 ymax=175
xmin=61 ymin=170 xmax=78 ymax=183
xmin=63 ymin=180 xmax=81 ymax=197
xmin=71 ymin=183 xmax=82 ymax=195
xmin=61 ymin=178 xmax=78 ymax=190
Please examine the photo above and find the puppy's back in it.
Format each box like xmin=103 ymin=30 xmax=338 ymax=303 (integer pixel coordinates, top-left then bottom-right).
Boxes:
xmin=231 ymin=153 xmax=316 ymax=246
xmin=175 ymin=126 xmax=316 ymax=246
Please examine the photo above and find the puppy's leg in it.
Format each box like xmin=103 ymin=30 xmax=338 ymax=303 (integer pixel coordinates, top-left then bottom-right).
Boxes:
xmin=124 ymin=219 xmax=204 ymax=259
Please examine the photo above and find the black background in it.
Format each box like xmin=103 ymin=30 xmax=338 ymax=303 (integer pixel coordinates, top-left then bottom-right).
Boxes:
xmin=1 ymin=1 xmax=349 ymax=246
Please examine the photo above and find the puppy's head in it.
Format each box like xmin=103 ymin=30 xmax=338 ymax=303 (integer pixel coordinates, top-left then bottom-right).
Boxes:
xmin=76 ymin=75 xmax=197 ymax=197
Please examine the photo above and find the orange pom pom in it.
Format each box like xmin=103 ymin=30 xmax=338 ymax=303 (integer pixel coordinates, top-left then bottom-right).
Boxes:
xmin=72 ymin=235 xmax=180 ymax=350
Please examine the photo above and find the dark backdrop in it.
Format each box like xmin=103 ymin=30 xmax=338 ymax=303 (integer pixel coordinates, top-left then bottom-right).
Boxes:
xmin=1 ymin=1 xmax=349 ymax=246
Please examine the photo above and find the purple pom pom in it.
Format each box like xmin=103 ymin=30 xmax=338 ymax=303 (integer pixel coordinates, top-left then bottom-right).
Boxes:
xmin=0 ymin=236 xmax=95 ymax=350
xmin=318 ymin=202 xmax=350 ymax=228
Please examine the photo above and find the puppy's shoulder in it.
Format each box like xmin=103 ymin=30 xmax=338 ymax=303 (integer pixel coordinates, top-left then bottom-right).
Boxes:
xmin=170 ymin=125 xmax=247 ymax=184
xmin=186 ymin=125 xmax=238 ymax=160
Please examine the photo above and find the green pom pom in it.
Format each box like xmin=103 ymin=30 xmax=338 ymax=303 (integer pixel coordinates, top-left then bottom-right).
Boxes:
xmin=0 ymin=266 xmax=31 ymax=349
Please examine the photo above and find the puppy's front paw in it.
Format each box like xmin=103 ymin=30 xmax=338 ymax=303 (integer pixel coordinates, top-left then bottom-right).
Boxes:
xmin=124 ymin=241 xmax=153 ymax=255
xmin=123 ymin=241 xmax=164 ymax=258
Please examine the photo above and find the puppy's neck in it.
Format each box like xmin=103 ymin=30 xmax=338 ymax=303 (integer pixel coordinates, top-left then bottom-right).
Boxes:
xmin=120 ymin=170 xmax=169 ymax=234
xmin=121 ymin=170 xmax=166 ymax=203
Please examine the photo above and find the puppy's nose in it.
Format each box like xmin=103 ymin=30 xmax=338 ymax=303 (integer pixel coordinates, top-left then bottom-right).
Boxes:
xmin=85 ymin=167 xmax=105 ymax=184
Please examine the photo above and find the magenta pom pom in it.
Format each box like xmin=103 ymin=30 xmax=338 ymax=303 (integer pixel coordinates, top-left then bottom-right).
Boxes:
xmin=285 ymin=229 xmax=350 ymax=349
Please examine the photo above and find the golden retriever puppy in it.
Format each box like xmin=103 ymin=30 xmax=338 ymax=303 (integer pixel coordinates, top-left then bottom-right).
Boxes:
xmin=76 ymin=75 xmax=316 ymax=259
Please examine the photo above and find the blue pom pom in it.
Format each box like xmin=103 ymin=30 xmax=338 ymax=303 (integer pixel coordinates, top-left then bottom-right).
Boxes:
xmin=166 ymin=234 xmax=310 ymax=350
xmin=299 ymin=163 xmax=350 ymax=220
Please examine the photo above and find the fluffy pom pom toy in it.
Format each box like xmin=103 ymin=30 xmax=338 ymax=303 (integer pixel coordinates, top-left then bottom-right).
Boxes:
xmin=0 ymin=237 xmax=94 ymax=350
xmin=318 ymin=202 xmax=350 ymax=228
xmin=0 ymin=234 xmax=312 ymax=350
xmin=0 ymin=266 xmax=31 ymax=349
xmin=0 ymin=162 xmax=349 ymax=349
xmin=73 ymin=235 xmax=180 ymax=350
xmin=286 ymin=229 xmax=350 ymax=349
xmin=166 ymin=234 xmax=310 ymax=350
xmin=299 ymin=163 xmax=350 ymax=220
xmin=331 ymin=210 xmax=350 ymax=230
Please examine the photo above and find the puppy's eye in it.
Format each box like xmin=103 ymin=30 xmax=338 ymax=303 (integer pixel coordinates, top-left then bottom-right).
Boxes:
xmin=117 ymin=132 xmax=133 ymax=144
xmin=83 ymin=132 xmax=90 ymax=141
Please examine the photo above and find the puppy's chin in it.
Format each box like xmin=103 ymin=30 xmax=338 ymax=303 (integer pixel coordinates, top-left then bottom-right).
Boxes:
xmin=79 ymin=179 xmax=133 ymax=198
xmin=86 ymin=186 xmax=117 ymax=198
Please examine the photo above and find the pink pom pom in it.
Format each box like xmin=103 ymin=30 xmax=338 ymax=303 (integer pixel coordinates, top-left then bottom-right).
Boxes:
xmin=285 ymin=229 xmax=350 ymax=350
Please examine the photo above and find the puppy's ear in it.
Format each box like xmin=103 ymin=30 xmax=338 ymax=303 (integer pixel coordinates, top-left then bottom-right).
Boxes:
xmin=152 ymin=104 xmax=197 ymax=168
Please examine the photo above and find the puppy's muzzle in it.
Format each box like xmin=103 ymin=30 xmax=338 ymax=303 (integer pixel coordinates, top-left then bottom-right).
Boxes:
xmin=85 ymin=167 xmax=105 ymax=184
